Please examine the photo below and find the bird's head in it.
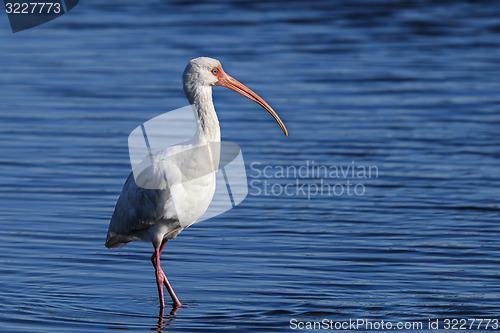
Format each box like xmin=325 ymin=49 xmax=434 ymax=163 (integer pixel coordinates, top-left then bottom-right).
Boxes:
xmin=183 ymin=57 xmax=288 ymax=136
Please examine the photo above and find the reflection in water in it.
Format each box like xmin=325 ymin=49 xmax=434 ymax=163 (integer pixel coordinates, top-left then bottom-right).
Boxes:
xmin=155 ymin=306 xmax=179 ymax=332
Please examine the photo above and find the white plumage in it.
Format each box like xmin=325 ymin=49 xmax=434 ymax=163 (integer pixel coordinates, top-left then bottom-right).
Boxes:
xmin=105 ymin=57 xmax=288 ymax=309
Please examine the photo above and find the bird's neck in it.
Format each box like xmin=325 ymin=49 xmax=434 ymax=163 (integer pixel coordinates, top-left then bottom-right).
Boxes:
xmin=187 ymin=85 xmax=221 ymax=144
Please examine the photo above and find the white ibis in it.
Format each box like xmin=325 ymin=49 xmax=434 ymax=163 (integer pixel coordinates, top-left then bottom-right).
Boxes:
xmin=105 ymin=57 xmax=288 ymax=309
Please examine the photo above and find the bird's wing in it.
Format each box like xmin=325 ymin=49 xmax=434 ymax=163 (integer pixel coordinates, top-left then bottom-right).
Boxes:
xmin=105 ymin=171 xmax=173 ymax=248
xmin=105 ymin=141 xmax=217 ymax=248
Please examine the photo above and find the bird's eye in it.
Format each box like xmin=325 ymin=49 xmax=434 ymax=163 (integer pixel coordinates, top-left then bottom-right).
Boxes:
xmin=212 ymin=68 xmax=218 ymax=75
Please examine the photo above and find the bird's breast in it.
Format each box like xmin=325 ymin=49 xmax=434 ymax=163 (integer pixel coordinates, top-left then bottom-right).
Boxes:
xmin=166 ymin=171 xmax=216 ymax=228
xmin=152 ymin=140 xmax=221 ymax=228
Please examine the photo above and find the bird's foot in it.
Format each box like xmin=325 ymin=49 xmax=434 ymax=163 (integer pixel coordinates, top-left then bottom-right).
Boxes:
xmin=156 ymin=268 xmax=182 ymax=308
xmin=155 ymin=268 xmax=166 ymax=308
xmin=155 ymin=268 xmax=182 ymax=308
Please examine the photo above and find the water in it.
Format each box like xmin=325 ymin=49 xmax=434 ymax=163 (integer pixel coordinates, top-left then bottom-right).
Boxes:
xmin=1 ymin=1 xmax=499 ymax=332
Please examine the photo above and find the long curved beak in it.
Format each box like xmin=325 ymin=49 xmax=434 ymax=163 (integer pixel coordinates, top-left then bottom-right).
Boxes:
xmin=215 ymin=71 xmax=288 ymax=136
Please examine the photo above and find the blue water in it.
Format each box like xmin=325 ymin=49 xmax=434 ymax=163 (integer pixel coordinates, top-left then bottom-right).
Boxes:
xmin=1 ymin=1 xmax=499 ymax=332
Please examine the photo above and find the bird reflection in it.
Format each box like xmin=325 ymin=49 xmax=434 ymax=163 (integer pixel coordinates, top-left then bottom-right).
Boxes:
xmin=154 ymin=305 xmax=180 ymax=332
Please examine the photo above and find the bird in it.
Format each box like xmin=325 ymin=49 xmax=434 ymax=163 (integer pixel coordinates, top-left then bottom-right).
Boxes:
xmin=105 ymin=57 xmax=288 ymax=309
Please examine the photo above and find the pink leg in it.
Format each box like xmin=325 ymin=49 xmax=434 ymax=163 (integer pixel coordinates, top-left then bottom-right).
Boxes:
xmin=151 ymin=239 xmax=182 ymax=308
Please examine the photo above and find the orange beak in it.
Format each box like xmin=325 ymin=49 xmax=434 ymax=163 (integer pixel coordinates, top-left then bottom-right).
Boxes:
xmin=214 ymin=70 xmax=288 ymax=136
